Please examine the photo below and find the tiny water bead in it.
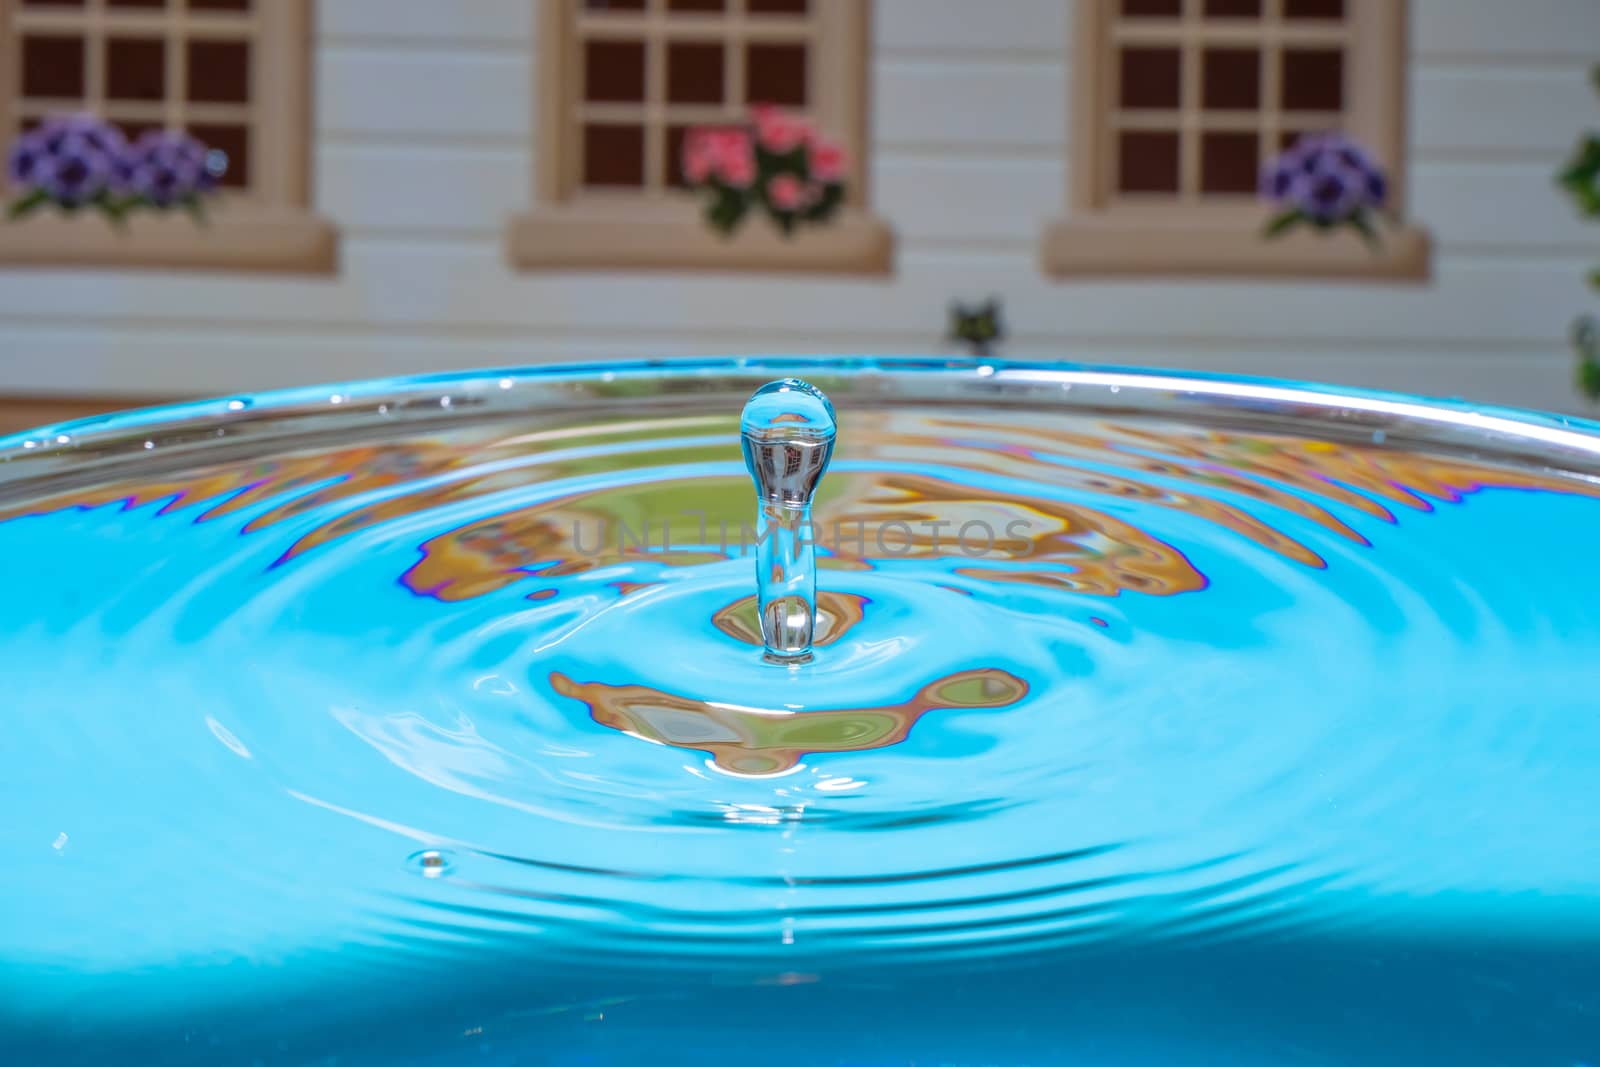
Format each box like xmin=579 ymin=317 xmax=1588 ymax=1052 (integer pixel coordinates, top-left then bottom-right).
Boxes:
xmin=739 ymin=378 xmax=837 ymax=665
xmin=406 ymin=849 xmax=455 ymax=878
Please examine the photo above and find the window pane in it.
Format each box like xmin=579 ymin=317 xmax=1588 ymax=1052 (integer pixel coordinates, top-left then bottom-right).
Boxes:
xmin=107 ymin=0 xmax=165 ymax=7
xmin=188 ymin=40 xmax=250 ymax=104
xmin=584 ymin=0 xmax=645 ymax=9
xmin=106 ymin=38 xmax=166 ymax=102
xmin=1284 ymin=0 xmax=1344 ymax=17
xmin=22 ymin=36 xmax=85 ymax=97
xmin=1282 ymin=49 xmax=1343 ymax=111
xmin=585 ymin=40 xmax=646 ymax=103
xmin=1118 ymin=130 xmax=1180 ymax=193
xmin=1119 ymin=48 xmax=1181 ymax=110
xmin=746 ymin=43 xmax=806 ymax=107
xmin=22 ymin=0 xmax=85 ymax=7
xmin=188 ymin=123 xmax=248 ymax=189
xmin=189 ymin=0 xmax=251 ymax=8
xmin=668 ymin=42 xmax=724 ymax=104
xmin=1203 ymin=0 xmax=1260 ymax=14
xmin=748 ymin=0 xmax=808 ymax=12
xmin=1201 ymin=131 xmax=1258 ymax=193
xmin=582 ymin=124 xmax=645 ymax=187
xmin=665 ymin=123 xmax=691 ymax=188
xmin=667 ymin=0 xmax=724 ymax=10
xmin=1121 ymin=0 xmax=1180 ymax=15
xmin=1203 ymin=48 xmax=1259 ymax=110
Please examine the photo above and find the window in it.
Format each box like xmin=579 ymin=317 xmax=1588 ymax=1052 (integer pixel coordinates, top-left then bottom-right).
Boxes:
xmin=508 ymin=0 xmax=891 ymax=273
xmin=0 ymin=0 xmax=335 ymax=271
xmin=1041 ymin=0 xmax=1428 ymax=278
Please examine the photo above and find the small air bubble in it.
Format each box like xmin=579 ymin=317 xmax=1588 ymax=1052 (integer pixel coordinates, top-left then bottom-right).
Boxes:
xmin=51 ymin=832 xmax=68 ymax=853
xmin=22 ymin=440 xmax=37 ymax=449
xmin=329 ymin=394 xmax=345 ymax=405
xmin=408 ymin=849 xmax=455 ymax=878
xmin=440 ymin=396 xmax=453 ymax=409
xmin=226 ymin=399 xmax=248 ymax=411
xmin=1109 ymin=385 xmax=1121 ymax=394
xmin=377 ymin=404 xmax=389 ymax=415
xmin=498 ymin=378 xmax=514 ymax=390
xmin=976 ymin=364 xmax=996 ymax=378
xmin=55 ymin=434 xmax=70 ymax=444
xmin=143 ymin=440 xmax=155 ymax=450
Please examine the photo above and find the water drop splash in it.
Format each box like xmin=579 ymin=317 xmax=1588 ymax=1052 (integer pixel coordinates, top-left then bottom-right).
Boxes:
xmin=739 ymin=379 xmax=836 ymax=665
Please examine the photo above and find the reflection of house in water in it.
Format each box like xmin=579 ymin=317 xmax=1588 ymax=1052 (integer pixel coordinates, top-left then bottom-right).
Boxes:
xmin=0 ymin=1 xmax=1594 ymax=416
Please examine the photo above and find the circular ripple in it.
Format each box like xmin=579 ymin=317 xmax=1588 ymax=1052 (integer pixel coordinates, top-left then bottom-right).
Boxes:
xmin=4 ymin=401 xmax=1600 ymax=1004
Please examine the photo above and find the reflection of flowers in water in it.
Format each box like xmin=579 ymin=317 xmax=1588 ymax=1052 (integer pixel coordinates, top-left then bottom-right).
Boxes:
xmin=550 ymin=668 xmax=1029 ymax=777
xmin=8 ymin=416 xmax=1600 ymax=606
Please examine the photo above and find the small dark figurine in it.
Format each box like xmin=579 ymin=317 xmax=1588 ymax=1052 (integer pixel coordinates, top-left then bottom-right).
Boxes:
xmin=947 ymin=298 xmax=1005 ymax=360
xmin=1574 ymin=316 xmax=1600 ymax=402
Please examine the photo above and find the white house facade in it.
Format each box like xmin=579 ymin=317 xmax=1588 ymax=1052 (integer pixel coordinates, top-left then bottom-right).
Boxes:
xmin=0 ymin=0 xmax=1596 ymax=414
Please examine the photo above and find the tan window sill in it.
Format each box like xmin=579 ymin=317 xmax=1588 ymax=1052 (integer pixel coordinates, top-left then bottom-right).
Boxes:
xmin=507 ymin=198 xmax=894 ymax=274
xmin=0 ymin=205 xmax=339 ymax=273
xmin=1040 ymin=214 xmax=1432 ymax=281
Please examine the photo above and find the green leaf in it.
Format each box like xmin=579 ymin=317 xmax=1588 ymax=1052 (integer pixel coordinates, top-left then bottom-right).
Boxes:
xmin=1348 ymin=209 xmax=1383 ymax=251
xmin=6 ymin=187 xmax=50 ymax=221
xmin=1262 ymin=208 xmax=1303 ymax=239
xmin=1590 ymin=266 xmax=1600 ymax=292
xmin=1590 ymin=63 xmax=1600 ymax=98
xmin=181 ymin=194 xmax=208 ymax=227
xmin=801 ymin=181 xmax=845 ymax=224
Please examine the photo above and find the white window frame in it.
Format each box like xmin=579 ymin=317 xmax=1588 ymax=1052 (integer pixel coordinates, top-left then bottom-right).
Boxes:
xmin=1041 ymin=0 xmax=1429 ymax=279
xmin=508 ymin=0 xmax=890 ymax=273
xmin=0 ymin=0 xmax=334 ymax=272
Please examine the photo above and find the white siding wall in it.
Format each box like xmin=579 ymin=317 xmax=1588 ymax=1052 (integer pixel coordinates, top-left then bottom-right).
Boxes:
xmin=1 ymin=0 xmax=1598 ymax=413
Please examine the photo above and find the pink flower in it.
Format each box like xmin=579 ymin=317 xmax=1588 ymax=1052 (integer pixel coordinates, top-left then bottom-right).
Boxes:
xmin=681 ymin=126 xmax=755 ymax=188
xmin=751 ymin=103 xmax=812 ymax=154
xmin=681 ymin=129 xmax=717 ymax=184
xmin=808 ymin=138 xmax=846 ymax=183
xmin=767 ymin=173 xmax=806 ymax=211
xmin=716 ymin=130 xmax=756 ymax=187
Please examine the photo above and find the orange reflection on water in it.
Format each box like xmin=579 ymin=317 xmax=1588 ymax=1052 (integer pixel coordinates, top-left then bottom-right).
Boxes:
xmin=550 ymin=667 xmax=1030 ymax=776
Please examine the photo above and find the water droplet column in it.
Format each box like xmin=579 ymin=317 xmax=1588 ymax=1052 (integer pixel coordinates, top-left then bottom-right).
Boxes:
xmin=740 ymin=379 xmax=837 ymax=665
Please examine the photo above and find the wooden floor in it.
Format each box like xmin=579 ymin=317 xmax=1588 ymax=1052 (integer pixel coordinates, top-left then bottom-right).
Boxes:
xmin=0 ymin=395 xmax=170 ymax=436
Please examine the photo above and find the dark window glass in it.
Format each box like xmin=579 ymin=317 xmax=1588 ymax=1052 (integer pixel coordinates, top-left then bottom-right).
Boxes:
xmin=665 ymin=123 xmax=691 ymax=188
xmin=187 ymin=40 xmax=250 ymax=104
xmin=1118 ymin=130 xmax=1180 ymax=193
xmin=585 ymin=40 xmax=646 ymax=103
xmin=106 ymin=38 xmax=166 ymax=101
xmin=188 ymin=122 xmax=248 ymax=189
xmin=1204 ymin=0 xmax=1260 ymax=13
xmin=1203 ymin=48 xmax=1259 ymax=110
xmin=22 ymin=36 xmax=85 ymax=97
xmin=583 ymin=124 xmax=645 ymax=186
xmin=107 ymin=0 xmax=165 ymax=8
xmin=1201 ymin=131 xmax=1259 ymax=193
xmin=584 ymin=0 xmax=646 ymax=9
xmin=1284 ymin=0 xmax=1344 ymax=17
xmin=1282 ymin=49 xmax=1343 ymax=111
xmin=667 ymin=0 xmax=724 ymax=10
xmin=748 ymin=0 xmax=808 ymax=12
xmin=189 ymin=0 xmax=251 ymax=8
xmin=1122 ymin=0 xmax=1180 ymax=15
xmin=1120 ymin=48 xmax=1181 ymax=109
xmin=746 ymin=43 xmax=806 ymax=107
xmin=668 ymin=42 xmax=724 ymax=104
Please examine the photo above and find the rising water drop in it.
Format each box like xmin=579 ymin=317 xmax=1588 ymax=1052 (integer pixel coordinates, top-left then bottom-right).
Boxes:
xmin=739 ymin=378 xmax=837 ymax=666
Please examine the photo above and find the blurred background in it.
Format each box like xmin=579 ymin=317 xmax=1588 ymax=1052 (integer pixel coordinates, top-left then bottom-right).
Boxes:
xmin=1 ymin=0 xmax=1598 ymax=434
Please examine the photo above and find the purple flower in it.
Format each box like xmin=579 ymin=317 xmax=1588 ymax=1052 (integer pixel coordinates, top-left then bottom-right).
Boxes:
xmin=120 ymin=129 xmax=221 ymax=205
xmin=7 ymin=113 xmax=124 ymax=204
xmin=1259 ymin=132 xmax=1388 ymax=224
